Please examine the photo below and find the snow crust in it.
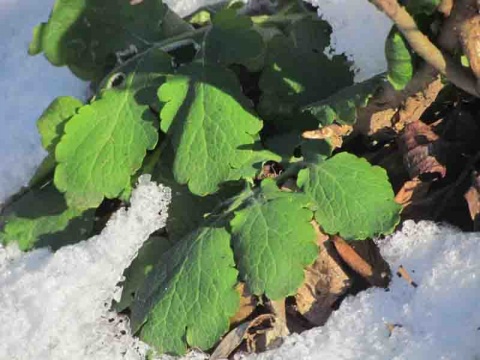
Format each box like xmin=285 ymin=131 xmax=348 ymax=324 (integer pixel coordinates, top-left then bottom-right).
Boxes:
xmin=245 ymin=221 xmax=480 ymax=360
xmin=306 ymin=0 xmax=392 ymax=82
xmin=0 ymin=176 xmax=171 ymax=360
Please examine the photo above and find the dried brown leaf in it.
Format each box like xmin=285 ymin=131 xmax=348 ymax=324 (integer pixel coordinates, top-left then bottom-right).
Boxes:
xmin=302 ymin=124 xmax=352 ymax=149
xmin=458 ymin=0 xmax=480 ymax=80
xmin=295 ymin=222 xmax=351 ymax=326
xmin=464 ymin=171 xmax=480 ymax=230
xmin=245 ymin=314 xmax=285 ymax=353
xmin=211 ymin=322 xmax=250 ymax=360
xmin=398 ymin=121 xmax=447 ymax=179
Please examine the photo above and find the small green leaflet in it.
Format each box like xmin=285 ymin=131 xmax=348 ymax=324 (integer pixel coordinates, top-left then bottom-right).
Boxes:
xmin=29 ymin=96 xmax=83 ymax=188
xmin=297 ymin=152 xmax=401 ymax=240
xmin=38 ymin=96 xmax=83 ymax=150
xmin=258 ymin=16 xmax=353 ymax=131
xmin=230 ymin=180 xmax=317 ymax=300
xmin=385 ymin=26 xmax=414 ymax=90
xmin=28 ymin=0 xmax=168 ymax=80
xmin=158 ymin=63 xmax=263 ymax=196
xmin=131 ymin=226 xmax=239 ymax=355
xmin=302 ymin=75 xmax=383 ymax=126
xmin=0 ymin=183 xmax=93 ymax=251
xmin=203 ymin=9 xmax=264 ymax=70
xmin=54 ymin=49 xmax=172 ymax=210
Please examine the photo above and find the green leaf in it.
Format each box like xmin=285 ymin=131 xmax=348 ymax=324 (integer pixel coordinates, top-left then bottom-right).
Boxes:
xmin=131 ymin=226 xmax=239 ymax=355
xmin=158 ymin=63 xmax=263 ymax=195
xmin=29 ymin=0 xmax=172 ymax=80
xmin=297 ymin=152 xmax=401 ymax=240
xmin=385 ymin=26 xmax=414 ymax=90
xmin=151 ymin=142 xmax=243 ymax=241
xmin=302 ymin=75 xmax=383 ymax=126
xmin=38 ymin=96 xmax=83 ymax=150
xmin=230 ymin=180 xmax=317 ymax=300
xmin=28 ymin=97 xmax=84 ymax=188
xmin=0 ymin=183 xmax=94 ymax=251
xmin=116 ymin=235 xmax=173 ymax=312
xmin=258 ymin=16 xmax=353 ymax=131
xmin=54 ymin=49 xmax=172 ymax=210
xmin=203 ymin=9 xmax=265 ymax=70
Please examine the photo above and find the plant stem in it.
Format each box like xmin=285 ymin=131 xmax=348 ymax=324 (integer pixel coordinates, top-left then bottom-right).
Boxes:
xmin=369 ymin=0 xmax=480 ymax=97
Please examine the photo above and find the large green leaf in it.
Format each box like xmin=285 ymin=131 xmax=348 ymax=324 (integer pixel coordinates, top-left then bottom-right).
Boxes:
xmin=258 ymin=16 xmax=353 ymax=131
xmin=297 ymin=152 xmax=401 ymax=240
xmin=203 ymin=9 xmax=264 ymax=70
xmin=158 ymin=63 xmax=263 ymax=195
xmin=385 ymin=26 xmax=414 ymax=90
xmin=54 ymin=49 xmax=172 ymax=209
xmin=28 ymin=0 xmax=172 ymax=81
xmin=230 ymin=180 xmax=317 ymax=300
xmin=302 ymin=75 xmax=383 ymax=126
xmin=0 ymin=183 xmax=94 ymax=251
xmin=131 ymin=226 xmax=239 ymax=355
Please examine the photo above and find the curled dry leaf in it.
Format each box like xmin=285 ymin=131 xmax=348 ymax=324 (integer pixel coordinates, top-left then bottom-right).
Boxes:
xmin=245 ymin=314 xmax=286 ymax=353
xmin=210 ymin=322 xmax=250 ymax=360
xmin=302 ymin=124 xmax=352 ymax=149
xmin=395 ymin=177 xmax=432 ymax=220
xmin=397 ymin=121 xmax=447 ymax=179
xmin=464 ymin=171 xmax=480 ymax=230
xmin=295 ymin=222 xmax=351 ymax=326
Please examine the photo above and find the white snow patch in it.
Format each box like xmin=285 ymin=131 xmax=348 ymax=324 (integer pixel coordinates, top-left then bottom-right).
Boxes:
xmin=306 ymin=0 xmax=392 ymax=82
xmin=243 ymin=221 xmax=480 ymax=360
xmin=0 ymin=176 xmax=171 ymax=360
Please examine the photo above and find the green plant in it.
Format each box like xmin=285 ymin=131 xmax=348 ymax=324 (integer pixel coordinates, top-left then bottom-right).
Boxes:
xmin=0 ymin=0 xmax=415 ymax=355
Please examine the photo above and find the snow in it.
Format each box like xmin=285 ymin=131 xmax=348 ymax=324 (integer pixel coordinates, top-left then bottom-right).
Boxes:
xmin=306 ymin=0 xmax=392 ymax=82
xmin=245 ymin=221 xmax=480 ymax=360
xmin=0 ymin=0 xmax=88 ymax=204
xmin=2 ymin=1 xmax=478 ymax=360
xmin=0 ymin=176 xmax=171 ymax=360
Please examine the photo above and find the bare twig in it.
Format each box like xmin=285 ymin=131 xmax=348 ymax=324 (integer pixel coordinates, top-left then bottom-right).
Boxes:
xmin=457 ymin=0 xmax=480 ymax=81
xmin=369 ymin=0 xmax=480 ymax=97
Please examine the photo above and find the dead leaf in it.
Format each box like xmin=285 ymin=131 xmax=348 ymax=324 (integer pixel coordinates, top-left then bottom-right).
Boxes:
xmin=394 ymin=78 xmax=444 ymax=131
xmin=395 ymin=177 xmax=432 ymax=221
xmin=295 ymin=222 xmax=351 ymax=326
xmin=464 ymin=171 xmax=480 ymax=230
xmin=386 ymin=322 xmax=403 ymax=336
xmin=302 ymin=124 xmax=352 ymax=149
xmin=230 ymin=283 xmax=256 ymax=325
xmin=211 ymin=322 xmax=250 ymax=360
xmin=397 ymin=121 xmax=447 ymax=179
xmin=395 ymin=177 xmax=429 ymax=207
xmin=397 ymin=265 xmax=418 ymax=288
xmin=245 ymin=314 xmax=285 ymax=353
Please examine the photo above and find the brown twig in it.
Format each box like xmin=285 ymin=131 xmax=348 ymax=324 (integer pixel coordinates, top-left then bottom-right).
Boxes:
xmin=369 ymin=0 xmax=480 ymax=97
